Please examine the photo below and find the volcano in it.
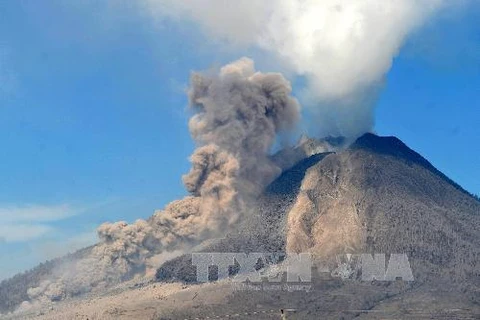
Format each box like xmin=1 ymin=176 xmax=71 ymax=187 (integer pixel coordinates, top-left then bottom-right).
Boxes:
xmin=1 ymin=133 xmax=479 ymax=319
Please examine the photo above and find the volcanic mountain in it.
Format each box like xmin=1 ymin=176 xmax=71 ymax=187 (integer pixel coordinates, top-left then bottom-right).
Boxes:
xmin=1 ymin=133 xmax=479 ymax=319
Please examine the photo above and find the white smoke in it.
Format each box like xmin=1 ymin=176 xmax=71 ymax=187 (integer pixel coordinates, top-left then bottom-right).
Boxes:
xmin=144 ymin=0 xmax=446 ymax=137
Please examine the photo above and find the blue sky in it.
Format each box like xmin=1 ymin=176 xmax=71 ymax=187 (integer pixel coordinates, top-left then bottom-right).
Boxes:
xmin=0 ymin=1 xmax=478 ymax=279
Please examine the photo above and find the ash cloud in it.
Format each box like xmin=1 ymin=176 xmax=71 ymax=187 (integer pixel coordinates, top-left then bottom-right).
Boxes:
xmin=187 ymin=57 xmax=300 ymax=193
xmin=23 ymin=58 xmax=300 ymax=305
xmin=144 ymin=0 xmax=448 ymax=138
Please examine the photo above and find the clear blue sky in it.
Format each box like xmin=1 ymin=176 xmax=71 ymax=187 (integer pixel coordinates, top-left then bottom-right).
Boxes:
xmin=0 ymin=1 xmax=478 ymax=279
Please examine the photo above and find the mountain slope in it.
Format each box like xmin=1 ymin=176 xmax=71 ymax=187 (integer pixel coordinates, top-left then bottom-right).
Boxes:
xmin=158 ymin=133 xmax=479 ymax=283
xmin=1 ymin=133 xmax=479 ymax=319
xmin=287 ymin=133 xmax=479 ymax=282
xmin=155 ymin=133 xmax=480 ymax=319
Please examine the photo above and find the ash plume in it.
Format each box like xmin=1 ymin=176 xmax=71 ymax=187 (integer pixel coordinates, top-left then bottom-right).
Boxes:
xmin=23 ymin=58 xmax=300 ymax=306
xmin=145 ymin=0 xmax=448 ymax=138
xmin=187 ymin=57 xmax=300 ymax=193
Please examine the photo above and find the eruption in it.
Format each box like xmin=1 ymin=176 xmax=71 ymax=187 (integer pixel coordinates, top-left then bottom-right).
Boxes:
xmin=24 ymin=58 xmax=300 ymax=304
xmin=22 ymin=0 xmax=454 ymax=307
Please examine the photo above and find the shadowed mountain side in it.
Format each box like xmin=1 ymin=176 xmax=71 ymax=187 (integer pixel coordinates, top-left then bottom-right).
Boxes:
xmin=267 ymin=153 xmax=333 ymax=195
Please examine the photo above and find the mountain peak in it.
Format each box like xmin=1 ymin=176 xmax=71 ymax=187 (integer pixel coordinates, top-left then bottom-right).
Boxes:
xmin=351 ymin=133 xmax=475 ymax=198
xmin=352 ymin=132 xmax=435 ymax=174
xmin=353 ymin=133 xmax=414 ymax=157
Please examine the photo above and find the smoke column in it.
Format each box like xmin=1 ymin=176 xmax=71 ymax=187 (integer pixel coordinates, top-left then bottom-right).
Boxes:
xmin=24 ymin=58 xmax=300 ymax=305
xmin=144 ymin=0 xmax=446 ymax=137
